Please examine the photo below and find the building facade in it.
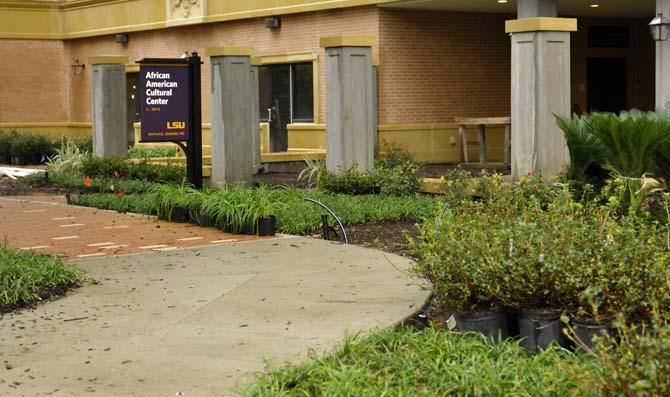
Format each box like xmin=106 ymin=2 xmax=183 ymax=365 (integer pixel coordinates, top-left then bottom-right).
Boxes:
xmin=0 ymin=0 xmax=664 ymax=167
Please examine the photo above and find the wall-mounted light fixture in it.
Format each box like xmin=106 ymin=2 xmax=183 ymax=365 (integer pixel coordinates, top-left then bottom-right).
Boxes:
xmin=115 ymin=33 xmax=129 ymax=44
xmin=265 ymin=17 xmax=281 ymax=29
xmin=70 ymin=59 xmax=85 ymax=75
xmin=650 ymin=13 xmax=670 ymax=42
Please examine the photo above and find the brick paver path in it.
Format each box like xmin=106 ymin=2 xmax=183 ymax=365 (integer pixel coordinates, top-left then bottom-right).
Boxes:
xmin=0 ymin=195 xmax=259 ymax=259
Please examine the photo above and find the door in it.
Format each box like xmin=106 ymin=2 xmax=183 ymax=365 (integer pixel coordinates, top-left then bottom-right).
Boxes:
xmin=126 ymin=72 xmax=140 ymax=145
xmin=587 ymin=57 xmax=627 ymax=113
xmin=259 ymin=63 xmax=314 ymax=152
xmin=260 ymin=65 xmax=291 ymax=152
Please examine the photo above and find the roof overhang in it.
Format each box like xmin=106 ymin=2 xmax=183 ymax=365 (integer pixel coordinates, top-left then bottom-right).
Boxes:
xmin=380 ymin=0 xmax=656 ymax=18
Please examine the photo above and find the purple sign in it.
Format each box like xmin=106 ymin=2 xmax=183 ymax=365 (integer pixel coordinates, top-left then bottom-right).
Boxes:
xmin=140 ymin=64 xmax=190 ymax=142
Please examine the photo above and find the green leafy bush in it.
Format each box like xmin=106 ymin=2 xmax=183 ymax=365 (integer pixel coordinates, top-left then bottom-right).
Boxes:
xmin=411 ymin=174 xmax=670 ymax=320
xmin=0 ymin=242 xmax=82 ymax=311
xmin=80 ymin=156 xmax=185 ymax=184
xmin=316 ymin=143 xmax=422 ymax=196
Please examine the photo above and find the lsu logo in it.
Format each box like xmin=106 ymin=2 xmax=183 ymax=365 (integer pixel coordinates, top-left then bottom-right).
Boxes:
xmin=167 ymin=121 xmax=186 ymax=129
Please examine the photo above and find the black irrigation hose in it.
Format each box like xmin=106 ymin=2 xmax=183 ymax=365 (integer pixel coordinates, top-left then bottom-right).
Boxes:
xmin=304 ymin=197 xmax=349 ymax=244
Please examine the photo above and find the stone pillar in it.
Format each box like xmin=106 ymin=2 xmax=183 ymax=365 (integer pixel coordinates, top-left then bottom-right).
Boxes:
xmin=657 ymin=0 xmax=670 ymax=111
xmin=250 ymin=62 xmax=262 ymax=173
xmin=506 ymin=17 xmax=577 ymax=179
xmin=372 ymin=63 xmax=379 ymax=156
xmin=89 ymin=56 xmax=128 ymax=158
xmin=517 ymin=0 xmax=557 ymax=18
xmin=320 ymin=35 xmax=376 ymax=173
xmin=207 ymin=47 xmax=254 ymax=185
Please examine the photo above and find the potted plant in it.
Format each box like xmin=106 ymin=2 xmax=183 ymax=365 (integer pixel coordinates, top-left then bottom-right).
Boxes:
xmin=413 ymin=201 xmax=509 ymax=341
xmin=184 ymin=187 xmax=210 ymax=227
xmin=254 ymin=184 xmax=281 ymax=236
xmin=149 ymin=183 xmax=190 ymax=222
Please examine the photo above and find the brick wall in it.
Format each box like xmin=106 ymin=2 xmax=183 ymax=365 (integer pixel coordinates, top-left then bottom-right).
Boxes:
xmin=66 ymin=6 xmax=380 ymax=124
xmin=377 ymin=10 xmax=513 ymax=124
xmin=0 ymin=39 xmax=69 ymax=122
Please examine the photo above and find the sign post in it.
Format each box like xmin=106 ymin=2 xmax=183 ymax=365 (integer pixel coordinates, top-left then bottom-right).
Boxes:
xmin=138 ymin=53 xmax=203 ymax=188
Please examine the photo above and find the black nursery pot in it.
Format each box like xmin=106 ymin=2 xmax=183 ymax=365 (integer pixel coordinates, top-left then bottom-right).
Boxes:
xmin=196 ymin=209 xmax=211 ymax=228
xmin=456 ymin=309 xmax=508 ymax=341
xmin=257 ymin=216 xmax=276 ymax=237
xmin=170 ymin=206 xmax=188 ymax=223
xmin=572 ymin=317 xmax=612 ymax=351
xmin=519 ymin=309 xmax=565 ymax=353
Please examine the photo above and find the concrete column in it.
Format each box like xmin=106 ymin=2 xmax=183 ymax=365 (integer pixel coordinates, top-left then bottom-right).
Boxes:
xmin=89 ymin=56 xmax=128 ymax=158
xmin=320 ymin=36 xmax=376 ymax=173
xmin=657 ymin=0 xmax=670 ymax=110
xmin=518 ymin=0 xmax=557 ymax=19
xmin=506 ymin=18 xmax=577 ymax=179
xmin=206 ymin=47 xmax=254 ymax=185
xmin=250 ymin=63 xmax=262 ymax=173
xmin=372 ymin=64 xmax=379 ymax=156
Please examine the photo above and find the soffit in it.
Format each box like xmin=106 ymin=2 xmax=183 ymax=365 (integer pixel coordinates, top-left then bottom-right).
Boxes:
xmin=380 ymin=0 xmax=656 ymax=18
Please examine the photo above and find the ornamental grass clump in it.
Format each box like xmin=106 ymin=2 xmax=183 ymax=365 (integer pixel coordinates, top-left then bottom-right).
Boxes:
xmin=0 ymin=242 xmax=82 ymax=312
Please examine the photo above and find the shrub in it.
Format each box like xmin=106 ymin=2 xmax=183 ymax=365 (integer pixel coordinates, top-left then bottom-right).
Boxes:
xmin=411 ymin=174 xmax=670 ymax=320
xmin=80 ymin=156 xmax=185 ymax=184
xmin=316 ymin=143 xmax=422 ymax=196
xmin=568 ymin=317 xmax=670 ymax=396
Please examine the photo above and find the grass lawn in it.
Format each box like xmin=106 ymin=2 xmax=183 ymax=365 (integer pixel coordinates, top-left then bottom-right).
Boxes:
xmin=0 ymin=243 xmax=83 ymax=313
xmin=240 ymin=326 xmax=600 ymax=397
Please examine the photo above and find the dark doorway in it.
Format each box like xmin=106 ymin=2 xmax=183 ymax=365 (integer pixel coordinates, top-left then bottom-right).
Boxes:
xmin=259 ymin=63 xmax=314 ymax=152
xmin=126 ymin=72 xmax=140 ymax=146
xmin=587 ymin=57 xmax=628 ymax=113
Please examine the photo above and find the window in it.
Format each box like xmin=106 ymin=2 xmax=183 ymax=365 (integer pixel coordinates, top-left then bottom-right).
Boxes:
xmin=291 ymin=63 xmax=314 ymax=122
xmin=259 ymin=62 xmax=314 ymax=123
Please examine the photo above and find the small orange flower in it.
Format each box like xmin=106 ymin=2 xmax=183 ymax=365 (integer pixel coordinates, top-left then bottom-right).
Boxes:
xmin=84 ymin=176 xmax=93 ymax=188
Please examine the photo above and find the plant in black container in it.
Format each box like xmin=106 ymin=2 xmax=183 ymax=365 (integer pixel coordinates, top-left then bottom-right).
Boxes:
xmin=559 ymin=201 xmax=669 ymax=352
xmin=254 ymin=184 xmax=282 ymax=237
xmin=411 ymin=198 xmax=509 ymax=341
xmin=149 ymin=183 xmax=190 ymax=222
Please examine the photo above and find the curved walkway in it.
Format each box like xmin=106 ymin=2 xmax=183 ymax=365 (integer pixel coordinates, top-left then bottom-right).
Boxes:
xmin=0 ymin=200 xmax=429 ymax=396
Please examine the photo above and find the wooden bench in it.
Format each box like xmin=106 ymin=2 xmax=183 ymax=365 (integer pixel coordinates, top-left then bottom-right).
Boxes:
xmin=455 ymin=117 xmax=511 ymax=166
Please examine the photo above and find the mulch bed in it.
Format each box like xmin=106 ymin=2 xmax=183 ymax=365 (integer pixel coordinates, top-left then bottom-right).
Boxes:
xmin=301 ymin=220 xmax=422 ymax=259
xmin=0 ymin=175 xmax=71 ymax=196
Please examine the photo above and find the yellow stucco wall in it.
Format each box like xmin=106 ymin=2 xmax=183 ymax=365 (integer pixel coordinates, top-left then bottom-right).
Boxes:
xmin=0 ymin=122 xmax=91 ymax=138
xmin=0 ymin=0 xmax=398 ymax=40
xmin=2 ymin=121 xmax=506 ymax=164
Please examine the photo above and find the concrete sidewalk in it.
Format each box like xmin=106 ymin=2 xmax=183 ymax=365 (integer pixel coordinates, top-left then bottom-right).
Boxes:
xmin=0 ymin=237 xmax=429 ymax=396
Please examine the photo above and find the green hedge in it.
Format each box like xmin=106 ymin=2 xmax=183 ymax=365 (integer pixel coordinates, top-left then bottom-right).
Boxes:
xmin=0 ymin=130 xmax=91 ymax=164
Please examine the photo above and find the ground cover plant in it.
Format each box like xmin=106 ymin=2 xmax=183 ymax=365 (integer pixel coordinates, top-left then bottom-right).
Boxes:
xmin=0 ymin=242 xmax=82 ymax=312
xmin=71 ymin=186 xmax=439 ymax=235
xmin=127 ymin=146 xmax=178 ymax=159
xmin=240 ymin=326 xmax=599 ymax=397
